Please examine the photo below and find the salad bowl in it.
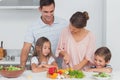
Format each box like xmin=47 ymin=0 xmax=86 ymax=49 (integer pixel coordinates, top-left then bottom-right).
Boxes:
xmin=0 ymin=65 xmax=25 ymax=78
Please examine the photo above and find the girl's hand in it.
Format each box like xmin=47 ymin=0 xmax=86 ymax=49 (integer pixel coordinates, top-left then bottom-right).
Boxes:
xmin=38 ymin=64 xmax=49 ymax=68
xmin=41 ymin=64 xmax=49 ymax=68
xmin=38 ymin=64 xmax=42 ymax=67
xmin=43 ymin=67 xmax=49 ymax=71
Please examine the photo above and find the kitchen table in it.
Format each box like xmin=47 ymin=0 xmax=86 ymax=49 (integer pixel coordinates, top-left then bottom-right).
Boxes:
xmin=0 ymin=70 xmax=120 ymax=80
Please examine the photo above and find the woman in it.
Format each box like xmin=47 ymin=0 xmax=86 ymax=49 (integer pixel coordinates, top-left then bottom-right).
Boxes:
xmin=55 ymin=11 xmax=96 ymax=70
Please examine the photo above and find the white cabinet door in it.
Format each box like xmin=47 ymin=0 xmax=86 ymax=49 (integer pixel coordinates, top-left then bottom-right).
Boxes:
xmin=0 ymin=0 xmax=39 ymax=9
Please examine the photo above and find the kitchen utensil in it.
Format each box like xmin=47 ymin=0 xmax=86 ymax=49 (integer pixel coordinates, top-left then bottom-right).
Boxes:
xmin=11 ymin=55 xmax=15 ymax=61
xmin=5 ymin=55 xmax=11 ymax=61
xmin=1 ymin=41 xmax=3 ymax=48
xmin=67 ymin=63 xmax=71 ymax=69
xmin=0 ymin=41 xmax=4 ymax=59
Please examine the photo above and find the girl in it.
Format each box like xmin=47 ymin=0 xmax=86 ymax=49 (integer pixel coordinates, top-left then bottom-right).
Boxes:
xmin=31 ymin=37 xmax=58 ymax=72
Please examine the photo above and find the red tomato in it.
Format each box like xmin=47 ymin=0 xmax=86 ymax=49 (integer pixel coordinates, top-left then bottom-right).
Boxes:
xmin=48 ymin=67 xmax=57 ymax=74
xmin=57 ymin=71 xmax=63 ymax=75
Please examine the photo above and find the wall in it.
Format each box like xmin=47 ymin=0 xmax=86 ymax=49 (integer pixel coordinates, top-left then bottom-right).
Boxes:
xmin=0 ymin=0 xmax=105 ymax=49
xmin=0 ymin=9 xmax=39 ymax=49
xmin=106 ymin=0 xmax=120 ymax=71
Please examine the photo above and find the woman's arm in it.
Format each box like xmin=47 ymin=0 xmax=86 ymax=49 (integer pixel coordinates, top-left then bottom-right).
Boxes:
xmin=73 ymin=58 xmax=88 ymax=70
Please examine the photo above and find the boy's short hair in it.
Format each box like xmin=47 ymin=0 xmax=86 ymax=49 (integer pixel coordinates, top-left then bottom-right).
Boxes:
xmin=95 ymin=47 xmax=111 ymax=62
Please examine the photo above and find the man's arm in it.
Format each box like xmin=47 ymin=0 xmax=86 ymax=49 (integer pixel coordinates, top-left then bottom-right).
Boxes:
xmin=20 ymin=42 xmax=32 ymax=67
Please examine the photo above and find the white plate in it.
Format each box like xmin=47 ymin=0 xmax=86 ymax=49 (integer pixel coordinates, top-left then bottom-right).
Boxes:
xmin=93 ymin=76 xmax=111 ymax=80
xmin=92 ymin=72 xmax=111 ymax=80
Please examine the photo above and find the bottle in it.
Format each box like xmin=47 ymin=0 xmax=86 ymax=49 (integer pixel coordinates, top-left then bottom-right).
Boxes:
xmin=0 ymin=41 xmax=4 ymax=60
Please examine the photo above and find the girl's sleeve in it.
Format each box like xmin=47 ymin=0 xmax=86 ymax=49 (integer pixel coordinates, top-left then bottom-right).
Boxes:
xmin=31 ymin=57 xmax=39 ymax=65
xmin=48 ymin=56 xmax=55 ymax=65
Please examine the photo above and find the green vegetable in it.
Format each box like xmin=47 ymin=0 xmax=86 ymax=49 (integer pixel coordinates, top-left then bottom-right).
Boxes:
xmin=93 ymin=72 xmax=110 ymax=78
xmin=68 ymin=70 xmax=85 ymax=78
xmin=0 ymin=65 xmax=3 ymax=70
xmin=6 ymin=65 xmax=21 ymax=71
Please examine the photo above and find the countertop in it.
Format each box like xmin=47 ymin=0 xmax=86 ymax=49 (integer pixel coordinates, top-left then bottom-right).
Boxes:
xmin=0 ymin=70 xmax=120 ymax=80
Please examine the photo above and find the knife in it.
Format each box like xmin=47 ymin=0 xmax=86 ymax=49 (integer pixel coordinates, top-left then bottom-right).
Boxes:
xmin=67 ymin=63 xmax=71 ymax=69
xmin=1 ymin=41 xmax=3 ymax=48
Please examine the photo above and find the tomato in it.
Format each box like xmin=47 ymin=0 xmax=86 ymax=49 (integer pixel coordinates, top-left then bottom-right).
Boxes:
xmin=57 ymin=71 xmax=63 ymax=75
xmin=48 ymin=67 xmax=57 ymax=74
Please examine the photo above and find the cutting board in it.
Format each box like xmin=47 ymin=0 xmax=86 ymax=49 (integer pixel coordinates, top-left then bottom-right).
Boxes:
xmin=0 ymin=41 xmax=4 ymax=60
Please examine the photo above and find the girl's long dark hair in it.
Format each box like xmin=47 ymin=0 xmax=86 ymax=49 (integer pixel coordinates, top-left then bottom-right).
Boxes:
xmin=32 ymin=37 xmax=54 ymax=63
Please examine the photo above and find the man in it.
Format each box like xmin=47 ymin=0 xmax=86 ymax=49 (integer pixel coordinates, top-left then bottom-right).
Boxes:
xmin=20 ymin=0 xmax=67 ymax=67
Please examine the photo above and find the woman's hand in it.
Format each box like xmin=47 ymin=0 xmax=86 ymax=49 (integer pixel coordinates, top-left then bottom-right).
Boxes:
xmin=63 ymin=52 xmax=70 ymax=64
xmin=59 ymin=50 xmax=70 ymax=65
xmin=73 ymin=64 xmax=80 ymax=70
xmin=73 ymin=58 xmax=89 ymax=70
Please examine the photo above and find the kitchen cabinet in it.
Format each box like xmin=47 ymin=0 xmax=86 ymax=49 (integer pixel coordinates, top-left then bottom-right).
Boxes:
xmin=0 ymin=0 xmax=39 ymax=9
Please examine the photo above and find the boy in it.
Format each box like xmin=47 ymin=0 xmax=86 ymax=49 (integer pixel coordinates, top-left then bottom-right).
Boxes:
xmin=86 ymin=47 xmax=112 ymax=73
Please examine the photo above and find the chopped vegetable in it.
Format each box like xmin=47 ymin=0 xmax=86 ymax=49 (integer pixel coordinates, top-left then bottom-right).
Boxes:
xmin=0 ymin=65 xmax=3 ymax=70
xmin=48 ymin=68 xmax=85 ymax=79
xmin=93 ymin=72 xmax=110 ymax=78
xmin=48 ymin=67 xmax=57 ymax=75
xmin=6 ymin=65 xmax=22 ymax=71
xmin=68 ymin=70 xmax=85 ymax=78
